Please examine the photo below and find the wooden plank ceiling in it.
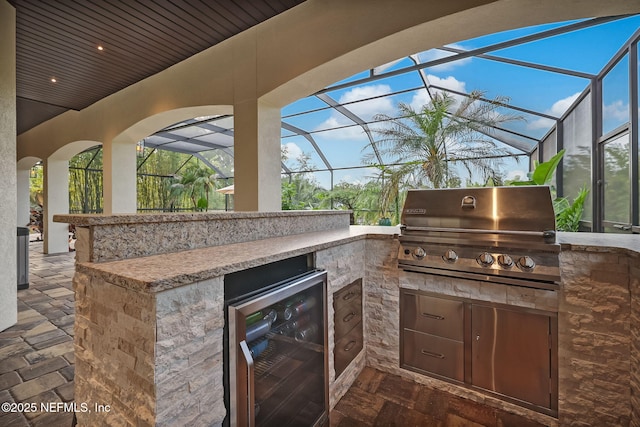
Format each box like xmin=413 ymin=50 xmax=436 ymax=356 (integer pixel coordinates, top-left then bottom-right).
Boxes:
xmin=10 ymin=0 xmax=306 ymax=135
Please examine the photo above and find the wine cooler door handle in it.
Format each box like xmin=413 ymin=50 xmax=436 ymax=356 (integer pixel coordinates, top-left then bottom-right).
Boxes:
xmin=239 ymin=340 xmax=255 ymax=427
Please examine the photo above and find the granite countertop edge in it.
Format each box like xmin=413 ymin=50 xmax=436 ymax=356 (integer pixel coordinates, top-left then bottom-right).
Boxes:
xmin=74 ymin=228 xmax=640 ymax=293
xmin=557 ymin=231 xmax=640 ymax=255
xmin=76 ymin=226 xmax=401 ymax=293
xmin=54 ymin=210 xmax=347 ymax=226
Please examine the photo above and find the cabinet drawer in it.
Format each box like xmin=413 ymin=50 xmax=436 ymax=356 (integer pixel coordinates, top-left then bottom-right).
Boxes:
xmin=334 ymin=299 xmax=362 ymax=339
xmin=333 ymin=279 xmax=362 ymax=312
xmin=402 ymin=330 xmax=464 ymax=382
xmin=402 ymin=293 xmax=464 ymax=341
xmin=334 ymin=323 xmax=363 ymax=377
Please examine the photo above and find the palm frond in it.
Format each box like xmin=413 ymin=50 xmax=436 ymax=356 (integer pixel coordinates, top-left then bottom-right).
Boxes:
xmin=366 ymin=90 xmax=520 ymax=189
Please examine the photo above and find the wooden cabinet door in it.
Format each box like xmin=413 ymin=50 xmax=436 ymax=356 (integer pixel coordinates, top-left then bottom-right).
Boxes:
xmin=471 ymin=305 xmax=553 ymax=409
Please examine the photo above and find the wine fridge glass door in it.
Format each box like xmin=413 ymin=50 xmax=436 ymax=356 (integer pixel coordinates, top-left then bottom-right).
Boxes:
xmin=228 ymin=270 xmax=328 ymax=427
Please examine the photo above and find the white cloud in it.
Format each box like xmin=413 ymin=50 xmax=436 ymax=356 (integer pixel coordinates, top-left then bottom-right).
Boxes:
xmin=318 ymin=120 xmax=368 ymax=140
xmin=527 ymin=92 xmax=581 ymax=130
xmin=409 ymin=75 xmax=467 ymax=111
xmin=527 ymin=117 xmax=555 ymax=131
xmin=409 ymin=89 xmax=432 ymax=112
xmin=416 ymin=45 xmax=473 ymax=71
xmin=426 ymin=74 xmax=467 ymax=93
xmin=337 ymin=85 xmax=396 ymax=120
xmin=549 ymin=93 xmax=581 ymax=116
xmin=314 ymin=84 xmax=395 ymax=140
xmin=282 ymin=142 xmax=302 ymax=161
xmin=603 ymin=99 xmax=628 ymax=122
xmin=313 ymin=77 xmax=471 ymax=141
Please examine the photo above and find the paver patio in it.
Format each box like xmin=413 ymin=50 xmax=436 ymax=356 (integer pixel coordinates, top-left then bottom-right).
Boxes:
xmin=0 ymin=241 xmax=75 ymax=427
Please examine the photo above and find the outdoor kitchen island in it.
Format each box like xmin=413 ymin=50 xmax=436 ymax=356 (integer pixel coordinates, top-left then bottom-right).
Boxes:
xmin=54 ymin=211 xmax=640 ymax=427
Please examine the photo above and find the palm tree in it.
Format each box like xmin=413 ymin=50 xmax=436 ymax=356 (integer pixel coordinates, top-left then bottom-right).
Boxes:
xmin=367 ymin=91 xmax=520 ymax=190
xmin=170 ymin=163 xmax=219 ymax=211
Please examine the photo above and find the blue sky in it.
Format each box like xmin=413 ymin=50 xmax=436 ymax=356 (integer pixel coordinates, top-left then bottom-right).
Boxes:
xmin=280 ymin=15 xmax=640 ymax=189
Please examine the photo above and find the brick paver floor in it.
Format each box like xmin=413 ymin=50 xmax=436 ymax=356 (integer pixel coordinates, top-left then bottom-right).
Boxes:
xmin=0 ymin=241 xmax=76 ymax=427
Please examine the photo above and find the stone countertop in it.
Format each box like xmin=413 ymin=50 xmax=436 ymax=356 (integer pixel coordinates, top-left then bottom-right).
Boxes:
xmin=54 ymin=210 xmax=347 ymax=226
xmin=558 ymin=231 xmax=640 ymax=255
xmin=75 ymin=226 xmax=640 ymax=293
xmin=76 ymin=225 xmax=400 ymax=293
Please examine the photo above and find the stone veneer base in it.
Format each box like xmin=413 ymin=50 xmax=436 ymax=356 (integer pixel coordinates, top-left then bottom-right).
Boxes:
xmin=73 ymin=239 xmax=370 ymax=426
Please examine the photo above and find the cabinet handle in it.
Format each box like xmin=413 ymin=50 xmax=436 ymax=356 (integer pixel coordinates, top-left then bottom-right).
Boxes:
xmin=239 ymin=340 xmax=255 ymax=426
xmin=421 ymin=312 xmax=444 ymax=320
xmin=344 ymin=340 xmax=357 ymax=352
xmin=343 ymin=312 xmax=356 ymax=323
xmin=342 ymin=291 xmax=357 ymax=301
xmin=421 ymin=349 xmax=445 ymax=359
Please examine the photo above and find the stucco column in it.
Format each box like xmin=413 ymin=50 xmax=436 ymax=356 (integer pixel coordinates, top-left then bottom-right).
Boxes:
xmin=43 ymin=158 xmax=70 ymax=254
xmin=16 ymin=167 xmax=30 ymax=228
xmin=103 ymin=139 xmax=137 ymax=214
xmin=233 ymin=99 xmax=282 ymax=211
xmin=0 ymin=0 xmax=17 ymax=331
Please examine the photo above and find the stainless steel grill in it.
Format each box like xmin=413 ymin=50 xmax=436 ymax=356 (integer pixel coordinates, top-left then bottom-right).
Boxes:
xmin=398 ymin=186 xmax=560 ymax=290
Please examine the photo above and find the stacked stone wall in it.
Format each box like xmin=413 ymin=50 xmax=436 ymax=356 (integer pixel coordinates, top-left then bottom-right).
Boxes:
xmin=73 ymin=271 xmax=226 ymax=426
xmin=629 ymin=251 xmax=640 ymax=427
xmin=363 ymin=238 xmax=400 ymax=374
xmin=558 ymin=251 xmax=631 ymax=426
xmin=74 ymin=271 xmax=156 ymax=427
xmin=73 ymin=212 xmax=349 ymax=263
xmin=155 ymin=277 xmax=225 ymax=426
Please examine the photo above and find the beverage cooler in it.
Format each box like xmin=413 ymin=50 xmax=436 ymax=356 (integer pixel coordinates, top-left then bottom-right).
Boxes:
xmin=228 ymin=269 xmax=328 ymax=427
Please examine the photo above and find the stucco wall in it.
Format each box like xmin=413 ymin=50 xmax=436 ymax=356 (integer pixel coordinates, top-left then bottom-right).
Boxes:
xmin=0 ymin=0 xmax=17 ymax=332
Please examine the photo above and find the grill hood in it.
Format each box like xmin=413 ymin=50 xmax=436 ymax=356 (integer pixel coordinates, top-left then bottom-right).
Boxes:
xmin=401 ymin=186 xmax=557 ymax=245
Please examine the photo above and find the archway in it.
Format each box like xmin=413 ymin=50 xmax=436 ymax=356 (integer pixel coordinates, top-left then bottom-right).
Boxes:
xmin=43 ymin=141 xmax=102 ymax=253
xmin=16 ymin=156 xmax=42 ymax=231
xmin=104 ymin=105 xmax=234 ymax=214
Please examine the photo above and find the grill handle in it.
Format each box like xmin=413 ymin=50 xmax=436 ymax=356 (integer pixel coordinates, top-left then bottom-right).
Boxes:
xmin=402 ymin=226 xmax=556 ymax=240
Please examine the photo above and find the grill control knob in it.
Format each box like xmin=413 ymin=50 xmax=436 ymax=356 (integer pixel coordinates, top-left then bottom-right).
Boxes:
xmin=517 ymin=256 xmax=536 ymax=272
xmin=413 ymin=247 xmax=427 ymax=259
xmin=442 ymin=250 xmax=458 ymax=263
xmin=476 ymin=252 xmax=494 ymax=267
xmin=497 ymin=254 xmax=514 ymax=269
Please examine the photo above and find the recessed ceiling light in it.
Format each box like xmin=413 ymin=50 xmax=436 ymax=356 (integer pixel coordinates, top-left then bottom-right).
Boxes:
xmin=50 ymin=77 xmax=57 ymax=83
xmin=97 ymin=45 xmax=104 ymax=51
